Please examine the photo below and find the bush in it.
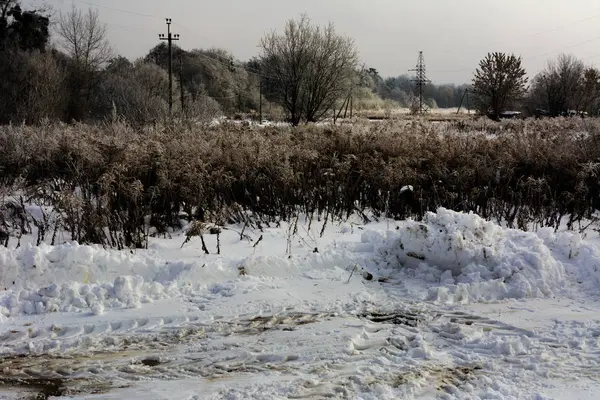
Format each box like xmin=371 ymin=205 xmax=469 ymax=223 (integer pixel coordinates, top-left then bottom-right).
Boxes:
xmin=0 ymin=118 xmax=599 ymax=248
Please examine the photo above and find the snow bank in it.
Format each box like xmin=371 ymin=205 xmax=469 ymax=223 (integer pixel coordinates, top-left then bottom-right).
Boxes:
xmin=370 ymin=208 xmax=566 ymax=304
xmin=0 ymin=242 xmax=212 ymax=316
xmin=0 ymin=238 xmax=358 ymax=317
xmin=537 ymin=228 xmax=600 ymax=295
xmin=1 ymin=276 xmax=170 ymax=316
xmin=0 ymin=207 xmax=592 ymax=317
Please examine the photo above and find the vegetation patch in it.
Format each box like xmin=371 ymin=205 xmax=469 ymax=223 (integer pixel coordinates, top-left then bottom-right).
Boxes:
xmin=1 ymin=118 xmax=599 ymax=249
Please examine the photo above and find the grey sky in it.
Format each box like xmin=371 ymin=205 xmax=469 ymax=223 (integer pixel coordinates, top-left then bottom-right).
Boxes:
xmin=50 ymin=0 xmax=600 ymax=84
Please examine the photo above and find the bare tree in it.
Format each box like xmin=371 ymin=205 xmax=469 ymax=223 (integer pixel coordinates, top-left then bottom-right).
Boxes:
xmin=472 ymin=52 xmax=528 ymax=119
xmin=93 ymin=69 xmax=168 ymax=126
xmin=532 ymin=54 xmax=584 ymax=116
xmin=56 ymin=5 xmax=111 ymax=120
xmin=259 ymin=14 xmax=358 ymax=125
xmin=56 ymin=6 xmax=111 ymax=70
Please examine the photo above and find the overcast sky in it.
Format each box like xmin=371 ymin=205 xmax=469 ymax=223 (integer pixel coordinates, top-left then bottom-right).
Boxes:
xmin=47 ymin=0 xmax=600 ymax=84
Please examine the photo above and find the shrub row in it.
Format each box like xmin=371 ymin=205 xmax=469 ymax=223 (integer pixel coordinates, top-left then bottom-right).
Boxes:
xmin=1 ymin=118 xmax=599 ymax=248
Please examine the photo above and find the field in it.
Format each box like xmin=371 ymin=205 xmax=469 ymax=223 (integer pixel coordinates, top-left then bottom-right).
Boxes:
xmin=1 ymin=117 xmax=600 ymax=399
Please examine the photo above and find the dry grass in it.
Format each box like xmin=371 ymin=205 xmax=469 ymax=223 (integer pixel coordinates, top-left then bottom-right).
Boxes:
xmin=0 ymin=117 xmax=599 ymax=248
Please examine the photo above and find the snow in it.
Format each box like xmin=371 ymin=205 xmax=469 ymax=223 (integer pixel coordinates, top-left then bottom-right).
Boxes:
xmin=0 ymin=207 xmax=600 ymax=399
xmin=374 ymin=209 xmax=566 ymax=304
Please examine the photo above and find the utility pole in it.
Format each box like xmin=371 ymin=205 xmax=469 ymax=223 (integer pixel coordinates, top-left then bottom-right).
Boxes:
xmin=457 ymin=88 xmax=471 ymax=114
xmin=159 ymin=18 xmax=179 ymax=118
xmin=409 ymin=51 xmax=431 ymax=114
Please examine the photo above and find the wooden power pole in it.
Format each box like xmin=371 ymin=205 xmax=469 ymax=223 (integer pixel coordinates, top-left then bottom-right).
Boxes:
xmin=159 ymin=18 xmax=179 ymax=118
xmin=456 ymin=88 xmax=471 ymax=114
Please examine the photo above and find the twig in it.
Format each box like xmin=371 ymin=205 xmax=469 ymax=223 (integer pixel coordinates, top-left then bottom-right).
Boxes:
xmin=240 ymin=218 xmax=248 ymax=240
xmin=216 ymin=231 xmax=221 ymax=255
xmin=222 ymin=226 xmax=251 ymax=241
xmin=200 ymin=234 xmax=209 ymax=254
xmin=320 ymin=208 xmax=330 ymax=238
xmin=347 ymin=264 xmax=358 ymax=283
xmin=253 ymin=234 xmax=263 ymax=248
xmin=252 ymin=234 xmax=263 ymax=255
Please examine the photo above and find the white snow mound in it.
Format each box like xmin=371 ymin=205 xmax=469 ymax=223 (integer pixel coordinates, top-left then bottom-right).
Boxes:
xmin=373 ymin=208 xmax=566 ymax=303
xmin=537 ymin=227 xmax=600 ymax=295
xmin=0 ymin=239 xmax=355 ymax=317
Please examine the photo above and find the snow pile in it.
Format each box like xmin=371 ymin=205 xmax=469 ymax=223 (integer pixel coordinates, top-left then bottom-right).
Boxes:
xmin=0 ymin=242 xmax=165 ymax=289
xmin=371 ymin=208 xmax=566 ymax=303
xmin=537 ymin=228 xmax=600 ymax=295
xmin=1 ymin=275 xmax=170 ymax=317
xmin=0 ymin=242 xmax=216 ymax=317
xmin=0 ymin=238 xmax=359 ymax=317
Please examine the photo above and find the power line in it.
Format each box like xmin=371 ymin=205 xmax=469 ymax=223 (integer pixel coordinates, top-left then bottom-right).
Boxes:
xmin=583 ymin=52 xmax=600 ymax=61
xmin=74 ymin=0 xmax=160 ymax=19
xmin=69 ymin=0 xmax=279 ymax=80
xmin=105 ymin=22 xmax=155 ymax=34
xmin=527 ymin=35 xmax=600 ymax=61
xmin=513 ymin=11 xmax=600 ymax=41
xmin=433 ymin=10 xmax=600 ymax=60
xmin=429 ymin=35 xmax=600 ymax=74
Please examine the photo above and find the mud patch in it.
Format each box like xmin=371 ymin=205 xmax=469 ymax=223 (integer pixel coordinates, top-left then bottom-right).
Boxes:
xmin=392 ymin=364 xmax=484 ymax=392
xmin=236 ymin=312 xmax=329 ymax=334
xmin=0 ymin=377 xmax=65 ymax=400
xmin=0 ymin=311 xmax=330 ymax=397
xmin=360 ymin=310 xmax=424 ymax=327
xmin=436 ymin=365 xmax=483 ymax=393
xmin=0 ymin=375 xmax=114 ymax=400
xmin=434 ymin=311 xmax=535 ymax=336
xmin=140 ymin=357 xmax=162 ymax=367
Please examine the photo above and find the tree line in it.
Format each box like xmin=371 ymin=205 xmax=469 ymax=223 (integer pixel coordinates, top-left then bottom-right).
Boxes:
xmin=471 ymin=52 xmax=600 ymax=119
xmin=1 ymin=1 xmax=599 ymax=126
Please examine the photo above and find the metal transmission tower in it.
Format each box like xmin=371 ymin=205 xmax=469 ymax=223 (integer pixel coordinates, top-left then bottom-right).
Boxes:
xmin=409 ymin=51 xmax=431 ymax=114
xmin=159 ymin=18 xmax=180 ymax=118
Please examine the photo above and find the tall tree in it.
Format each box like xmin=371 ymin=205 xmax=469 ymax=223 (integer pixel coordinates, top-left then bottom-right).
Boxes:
xmin=472 ymin=52 xmax=528 ymax=118
xmin=0 ymin=49 xmax=67 ymax=123
xmin=56 ymin=6 xmax=112 ymax=121
xmin=259 ymin=14 xmax=358 ymax=125
xmin=533 ymin=54 xmax=585 ymax=116
xmin=580 ymin=67 xmax=600 ymax=116
xmin=0 ymin=0 xmax=49 ymax=52
xmin=56 ymin=6 xmax=111 ymax=71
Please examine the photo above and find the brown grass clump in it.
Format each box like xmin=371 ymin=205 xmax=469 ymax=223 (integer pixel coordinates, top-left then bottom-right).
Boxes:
xmin=0 ymin=117 xmax=599 ymax=248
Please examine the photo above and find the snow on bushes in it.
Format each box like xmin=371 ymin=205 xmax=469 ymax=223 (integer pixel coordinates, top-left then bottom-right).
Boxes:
xmin=369 ymin=208 xmax=566 ymax=304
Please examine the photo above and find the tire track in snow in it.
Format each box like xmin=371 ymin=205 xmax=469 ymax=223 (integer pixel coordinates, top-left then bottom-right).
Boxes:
xmin=0 ymin=311 xmax=337 ymax=397
xmin=291 ymin=306 xmax=600 ymax=398
xmin=0 ymin=312 xmax=331 ymax=355
xmin=2 ymin=305 xmax=599 ymax=399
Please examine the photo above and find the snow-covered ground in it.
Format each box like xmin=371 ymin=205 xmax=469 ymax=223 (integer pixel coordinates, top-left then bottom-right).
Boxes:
xmin=1 ymin=208 xmax=600 ymax=399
